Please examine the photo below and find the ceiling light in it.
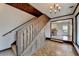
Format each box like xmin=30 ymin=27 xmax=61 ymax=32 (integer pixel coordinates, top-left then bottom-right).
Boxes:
xmin=58 ymin=6 xmax=61 ymax=10
xmin=49 ymin=3 xmax=61 ymax=14
xmin=50 ymin=6 xmax=53 ymax=9
xmin=54 ymin=10 xmax=57 ymax=13
xmin=50 ymin=9 xmax=52 ymax=13
xmin=55 ymin=4 xmax=59 ymax=7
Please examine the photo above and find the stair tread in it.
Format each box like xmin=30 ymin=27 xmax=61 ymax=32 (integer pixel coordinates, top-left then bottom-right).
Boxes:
xmin=11 ymin=44 xmax=16 ymax=55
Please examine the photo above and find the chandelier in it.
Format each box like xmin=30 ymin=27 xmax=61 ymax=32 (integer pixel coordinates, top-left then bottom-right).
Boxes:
xmin=49 ymin=4 xmax=61 ymax=14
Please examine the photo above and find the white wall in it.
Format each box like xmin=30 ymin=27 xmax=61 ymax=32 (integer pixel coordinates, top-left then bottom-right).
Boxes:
xmin=44 ymin=21 xmax=50 ymax=38
xmin=50 ymin=15 xmax=73 ymax=21
xmin=0 ymin=4 xmax=34 ymax=50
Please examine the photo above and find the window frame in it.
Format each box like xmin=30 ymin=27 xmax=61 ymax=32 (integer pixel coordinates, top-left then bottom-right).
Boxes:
xmin=75 ymin=12 xmax=79 ymax=47
xmin=50 ymin=18 xmax=73 ymax=41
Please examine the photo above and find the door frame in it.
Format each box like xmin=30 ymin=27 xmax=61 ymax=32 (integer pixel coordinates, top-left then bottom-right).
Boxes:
xmin=75 ymin=12 xmax=79 ymax=47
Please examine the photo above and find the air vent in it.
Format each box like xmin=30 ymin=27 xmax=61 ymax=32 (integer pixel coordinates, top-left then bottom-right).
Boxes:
xmin=69 ymin=6 xmax=74 ymax=8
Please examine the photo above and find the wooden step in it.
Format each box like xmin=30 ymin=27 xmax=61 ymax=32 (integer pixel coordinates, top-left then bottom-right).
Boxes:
xmin=11 ymin=44 xmax=17 ymax=55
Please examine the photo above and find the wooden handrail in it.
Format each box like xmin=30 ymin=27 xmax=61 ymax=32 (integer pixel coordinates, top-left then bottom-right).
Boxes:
xmin=2 ymin=18 xmax=35 ymax=36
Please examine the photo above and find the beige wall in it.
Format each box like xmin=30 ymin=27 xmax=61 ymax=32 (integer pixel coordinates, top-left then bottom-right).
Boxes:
xmin=45 ymin=21 xmax=51 ymax=38
xmin=0 ymin=4 xmax=34 ymax=50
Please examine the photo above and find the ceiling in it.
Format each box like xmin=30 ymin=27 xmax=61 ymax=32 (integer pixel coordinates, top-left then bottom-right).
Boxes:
xmin=52 ymin=20 xmax=70 ymax=24
xmin=30 ymin=3 xmax=77 ymax=18
xmin=7 ymin=3 xmax=42 ymax=17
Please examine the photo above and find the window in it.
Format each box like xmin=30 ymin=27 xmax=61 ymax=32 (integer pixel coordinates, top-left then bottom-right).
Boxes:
xmin=51 ymin=19 xmax=72 ymax=41
xmin=62 ymin=25 xmax=68 ymax=34
xmin=75 ymin=12 xmax=79 ymax=47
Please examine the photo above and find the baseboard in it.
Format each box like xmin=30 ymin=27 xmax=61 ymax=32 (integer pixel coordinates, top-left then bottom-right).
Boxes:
xmin=46 ymin=37 xmax=72 ymax=44
xmin=0 ymin=46 xmax=11 ymax=52
xmin=72 ymin=43 xmax=79 ymax=56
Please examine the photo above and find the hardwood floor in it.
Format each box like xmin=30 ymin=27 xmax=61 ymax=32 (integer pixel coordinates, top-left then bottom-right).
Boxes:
xmin=0 ymin=48 xmax=15 ymax=56
xmin=32 ymin=40 xmax=77 ymax=56
xmin=0 ymin=40 xmax=77 ymax=56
